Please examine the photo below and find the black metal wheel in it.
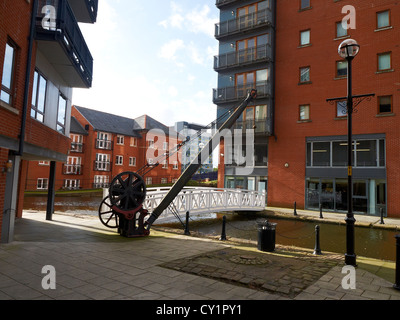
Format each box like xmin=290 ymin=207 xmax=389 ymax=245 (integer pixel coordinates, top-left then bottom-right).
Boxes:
xmin=98 ymin=196 xmax=119 ymax=228
xmin=108 ymin=172 xmax=147 ymax=213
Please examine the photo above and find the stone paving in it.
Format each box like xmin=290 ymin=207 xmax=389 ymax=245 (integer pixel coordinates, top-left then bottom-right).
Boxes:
xmin=0 ymin=211 xmax=399 ymax=301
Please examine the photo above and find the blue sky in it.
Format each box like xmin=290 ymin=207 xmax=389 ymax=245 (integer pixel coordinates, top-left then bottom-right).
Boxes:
xmin=72 ymin=0 xmax=220 ymax=128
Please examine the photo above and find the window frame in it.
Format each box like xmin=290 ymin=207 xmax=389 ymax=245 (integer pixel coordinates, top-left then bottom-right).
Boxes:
xmin=335 ymin=21 xmax=348 ymax=38
xmin=376 ymin=10 xmax=391 ymax=29
xmin=57 ymin=93 xmax=67 ymax=134
xmin=115 ymin=155 xmax=123 ymax=166
xmin=299 ymin=29 xmax=311 ymax=46
xmin=377 ymin=52 xmax=392 ymax=71
xmin=30 ymin=69 xmax=47 ymax=123
xmin=336 ymin=60 xmax=348 ymax=78
xmin=378 ymin=95 xmax=393 ymax=114
xmin=299 ymin=104 xmax=310 ymax=121
xmin=1 ymin=41 xmax=17 ymax=106
xmin=117 ymin=135 xmax=124 ymax=145
xmin=300 ymin=0 xmax=311 ymax=10
xmin=299 ymin=66 xmax=311 ymax=84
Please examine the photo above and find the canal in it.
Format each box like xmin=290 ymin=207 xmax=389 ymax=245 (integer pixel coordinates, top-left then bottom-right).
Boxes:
xmin=24 ymin=194 xmax=399 ymax=261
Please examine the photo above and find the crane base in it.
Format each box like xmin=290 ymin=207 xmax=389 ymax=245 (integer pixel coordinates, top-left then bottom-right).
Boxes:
xmin=118 ymin=208 xmax=150 ymax=238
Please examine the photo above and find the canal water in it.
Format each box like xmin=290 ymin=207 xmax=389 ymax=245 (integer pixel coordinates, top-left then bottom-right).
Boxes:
xmin=23 ymin=195 xmax=399 ymax=261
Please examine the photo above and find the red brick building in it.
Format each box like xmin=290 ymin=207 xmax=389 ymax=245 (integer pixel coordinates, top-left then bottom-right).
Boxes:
xmin=25 ymin=106 xmax=182 ymax=192
xmin=215 ymin=0 xmax=400 ymax=218
xmin=0 ymin=0 xmax=97 ymax=242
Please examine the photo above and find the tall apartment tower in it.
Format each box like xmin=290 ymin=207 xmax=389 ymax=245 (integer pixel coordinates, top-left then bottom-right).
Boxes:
xmin=214 ymin=0 xmax=275 ymax=193
xmin=215 ymin=0 xmax=400 ymax=218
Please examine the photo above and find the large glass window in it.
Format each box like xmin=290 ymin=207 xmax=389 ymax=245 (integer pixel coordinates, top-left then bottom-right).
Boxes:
xmin=377 ymin=10 xmax=390 ymax=29
xmin=312 ymin=142 xmax=330 ymax=166
xmin=307 ymin=139 xmax=385 ymax=168
xmin=1 ymin=42 xmax=16 ymax=105
xmin=31 ymin=70 xmax=47 ymax=122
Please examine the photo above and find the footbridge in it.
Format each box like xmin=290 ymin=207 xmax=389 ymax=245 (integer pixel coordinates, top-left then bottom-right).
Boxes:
xmin=143 ymin=187 xmax=266 ymax=224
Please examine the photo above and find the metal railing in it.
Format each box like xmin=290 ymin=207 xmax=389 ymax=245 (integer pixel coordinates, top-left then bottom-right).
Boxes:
xmin=63 ymin=164 xmax=82 ymax=175
xmin=215 ymin=0 xmax=240 ymax=8
xmin=215 ymin=8 xmax=273 ymax=38
xmin=95 ymin=139 xmax=113 ymax=150
xmin=142 ymin=187 xmax=266 ymax=222
xmin=70 ymin=142 xmax=83 ymax=153
xmin=214 ymin=44 xmax=272 ymax=71
xmin=94 ymin=161 xmax=111 ymax=172
xmin=35 ymin=0 xmax=93 ymax=87
xmin=213 ymin=81 xmax=271 ymax=103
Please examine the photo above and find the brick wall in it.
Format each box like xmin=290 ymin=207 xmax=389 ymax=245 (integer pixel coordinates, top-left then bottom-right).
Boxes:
xmin=268 ymin=0 xmax=400 ymax=217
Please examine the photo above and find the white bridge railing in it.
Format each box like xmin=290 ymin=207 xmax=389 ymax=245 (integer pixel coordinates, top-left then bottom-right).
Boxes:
xmin=143 ymin=187 xmax=266 ymax=223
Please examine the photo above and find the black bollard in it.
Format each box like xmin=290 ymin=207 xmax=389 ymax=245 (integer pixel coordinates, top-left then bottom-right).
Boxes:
xmin=319 ymin=204 xmax=324 ymax=219
xmin=380 ymin=208 xmax=385 ymax=225
xmin=220 ymin=215 xmax=227 ymax=241
xmin=394 ymin=234 xmax=400 ymax=291
xmin=294 ymin=202 xmax=298 ymax=216
xmin=313 ymin=225 xmax=322 ymax=255
xmin=184 ymin=211 xmax=190 ymax=235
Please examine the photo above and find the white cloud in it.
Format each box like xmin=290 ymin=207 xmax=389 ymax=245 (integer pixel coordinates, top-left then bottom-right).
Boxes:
xmin=160 ymin=2 xmax=218 ymax=38
xmin=159 ymin=39 xmax=185 ymax=61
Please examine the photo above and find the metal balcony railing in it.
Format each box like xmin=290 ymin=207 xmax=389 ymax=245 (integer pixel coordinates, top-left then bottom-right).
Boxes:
xmin=93 ymin=182 xmax=110 ymax=189
xmin=94 ymin=161 xmax=111 ymax=172
xmin=35 ymin=0 xmax=93 ymax=88
xmin=233 ymin=119 xmax=271 ymax=134
xmin=215 ymin=0 xmax=240 ymax=8
xmin=213 ymin=81 xmax=271 ymax=104
xmin=214 ymin=44 xmax=272 ymax=71
xmin=63 ymin=164 xmax=82 ymax=175
xmin=95 ymin=139 xmax=113 ymax=150
xmin=215 ymin=8 xmax=273 ymax=39
xmin=70 ymin=142 xmax=83 ymax=153
xmin=67 ymin=0 xmax=98 ymax=23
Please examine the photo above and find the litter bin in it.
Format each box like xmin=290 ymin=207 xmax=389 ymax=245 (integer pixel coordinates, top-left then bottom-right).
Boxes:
xmin=257 ymin=220 xmax=277 ymax=252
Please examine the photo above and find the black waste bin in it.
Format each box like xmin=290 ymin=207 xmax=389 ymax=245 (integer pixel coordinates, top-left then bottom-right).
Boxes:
xmin=257 ymin=220 xmax=277 ymax=252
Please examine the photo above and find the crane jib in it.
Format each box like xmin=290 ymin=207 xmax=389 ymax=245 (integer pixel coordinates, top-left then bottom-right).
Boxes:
xmin=145 ymin=89 xmax=257 ymax=229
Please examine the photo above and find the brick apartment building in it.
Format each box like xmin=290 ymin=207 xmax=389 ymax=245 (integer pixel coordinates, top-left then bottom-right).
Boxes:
xmin=0 ymin=0 xmax=97 ymax=242
xmin=215 ymin=0 xmax=400 ymax=218
xmin=25 ymin=106 xmax=182 ymax=192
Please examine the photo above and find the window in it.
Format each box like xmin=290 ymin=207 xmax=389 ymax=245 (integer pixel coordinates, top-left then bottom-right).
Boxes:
xmin=299 ymin=105 xmax=310 ymax=121
xmin=307 ymin=139 xmax=386 ymax=168
xmin=129 ymin=157 xmax=136 ymax=167
xmin=117 ymin=135 xmax=124 ymax=145
xmin=336 ymin=101 xmax=347 ymax=117
xmin=378 ymin=96 xmax=392 ymax=114
xmin=96 ymin=132 xmax=112 ymax=150
xmin=37 ymin=178 xmax=48 ymax=190
xmin=57 ymin=94 xmax=67 ymax=134
xmin=64 ymin=179 xmax=80 ymax=190
xmin=148 ymin=139 xmax=155 ymax=148
xmin=162 ymin=160 xmax=168 ymax=169
xmin=94 ymin=175 xmax=109 ymax=188
xmin=300 ymin=0 xmax=310 ymax=10
xmin=146 ymin=177 xmax=153 ymax=185
xmin=336 ymin=21 xmax=348 ymax=38
xmin=31 ymin=70 xmax=47 ymax=122
xmin=173 ymin=161 xmax=179 ymax=170
xmin=377 ymin=10 xmax=390 ymax=29
xmin=163 ymin=142 xmax=169 ymax=150
xmin=38 ymin=160 xmax=50 ymax=166
xmin=130 ymin=137 xmax=137 ymax=147
xmin=161 ymin=178 xmax=168 ymax=184
xmin=70 ymin=134 xmax=83 ymax=152
xmin=116 ymin=155 xmax=123 ymax=165
xmin=300 ymin=30 xmax=310 ymax=46
xmin=336 ymin=61 xmax=347 ymax=78
xmin=1 ymin=42 xmax=17 ymax=105
xmin=378 ymin=52 xmax=391 ymax=71
xmin=299 ymin=67 xmax=310 ymax=83
xmin=95 ymin=154 xmax=110 ymax=171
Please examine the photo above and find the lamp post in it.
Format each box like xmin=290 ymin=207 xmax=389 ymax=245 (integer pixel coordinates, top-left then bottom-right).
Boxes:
xmin=338 ymin=39 xmax=360 ymax=267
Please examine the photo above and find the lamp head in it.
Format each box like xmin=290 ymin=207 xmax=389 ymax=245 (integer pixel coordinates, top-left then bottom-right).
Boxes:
xmin=338 ymin=39 xmax=360 ymax=59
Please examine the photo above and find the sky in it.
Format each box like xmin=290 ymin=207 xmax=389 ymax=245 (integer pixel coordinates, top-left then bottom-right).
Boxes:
xmin=72 ymin=0 xmax=220 ymax=129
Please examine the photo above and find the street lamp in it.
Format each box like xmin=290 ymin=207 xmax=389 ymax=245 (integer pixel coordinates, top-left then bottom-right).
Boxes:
xmin=338 ymin=39 xmax=360 ymax=267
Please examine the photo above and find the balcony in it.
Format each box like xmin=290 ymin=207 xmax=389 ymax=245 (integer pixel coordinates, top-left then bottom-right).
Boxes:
xmin=215 ymin=8 xmax=273 ymax=39
xmin=214 ymin=44 xmax=272 ymax=71
xmin=95 ymin=139 xmax=113 ymax=150
xmin=213 ymin=81 xmax=271 ymax=104
xmin=233 ymin=119 xmax=271 ymax=135
xmin=35 ymin=0 xmax=93 ymax=88
xmin=70 ymin=142 xmax=83 ymax=153
xmin=68 ymin=0 xmax=98 ymax=23
xmin=215 ymin=0 xmax=241 ymax=9
xmin=63 ymin=164 xmax=82 ymax=175
xmin=94 ymin=161 xmax=111 ymax=172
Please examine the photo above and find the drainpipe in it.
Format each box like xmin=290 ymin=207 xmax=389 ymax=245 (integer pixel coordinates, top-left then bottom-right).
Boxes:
xmin=271 ymin=0 xmax=277 ymax=139
xmin=17 ymin=0 xmax=38 ymax=156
